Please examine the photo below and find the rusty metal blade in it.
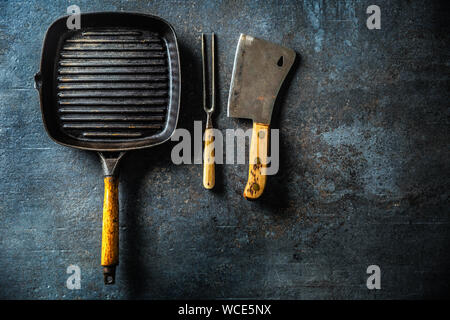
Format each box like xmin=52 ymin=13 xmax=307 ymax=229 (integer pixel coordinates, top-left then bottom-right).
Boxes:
xmin=227 ymin=34 xmax=295 ymax=124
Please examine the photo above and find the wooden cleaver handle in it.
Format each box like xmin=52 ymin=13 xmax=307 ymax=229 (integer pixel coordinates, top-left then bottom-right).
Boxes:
xmin=243 ymin=122 xmax=269 ymax=200
xmin=101 ymin=176 xmax=119 ymax=284
xmin=203 ymin=128 xmax=215 ymax=189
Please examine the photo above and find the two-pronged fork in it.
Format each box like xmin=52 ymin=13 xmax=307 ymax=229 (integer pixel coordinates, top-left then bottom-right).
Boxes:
xmin=202 ymin=33 xmax=216 ymax=189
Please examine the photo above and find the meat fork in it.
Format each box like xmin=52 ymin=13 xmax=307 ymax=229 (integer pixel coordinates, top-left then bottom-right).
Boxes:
xmin=202 ymin=33 xmax=215 ymax=189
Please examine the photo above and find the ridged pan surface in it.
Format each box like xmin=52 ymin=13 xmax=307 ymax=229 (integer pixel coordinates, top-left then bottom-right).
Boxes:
xmin=57 ymin=29 xmax=169 ymax=142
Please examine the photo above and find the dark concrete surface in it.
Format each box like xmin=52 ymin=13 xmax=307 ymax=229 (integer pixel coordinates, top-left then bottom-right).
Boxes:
xmin=0 ymin=0 xmax=449 ymax=299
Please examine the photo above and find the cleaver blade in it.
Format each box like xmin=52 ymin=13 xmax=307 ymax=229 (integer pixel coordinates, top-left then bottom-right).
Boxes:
xmin=227 ymin=34 xmax=295 ymax=125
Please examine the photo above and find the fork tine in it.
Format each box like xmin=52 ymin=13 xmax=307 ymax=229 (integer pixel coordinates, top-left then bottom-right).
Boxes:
xmin=202 ymin=33 xmax=207 ymax=112
xmin=211 ymin=33 xmax=215 ymax=113
xmin=202 ymin=33 xmax=215 ymax=114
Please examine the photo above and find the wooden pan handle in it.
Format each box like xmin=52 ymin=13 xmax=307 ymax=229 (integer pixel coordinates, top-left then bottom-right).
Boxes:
xmin=203 ymin=128 xmax=215 ymax=189
xmin=243 ymin=122 xmax=269 ymax=200
xmin=101 ymin=176 xmax=119 ymax=284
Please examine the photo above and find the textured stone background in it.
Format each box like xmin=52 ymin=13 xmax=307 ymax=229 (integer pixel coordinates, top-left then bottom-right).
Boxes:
xmin=0 ymin=0 xmax=449 ymax=299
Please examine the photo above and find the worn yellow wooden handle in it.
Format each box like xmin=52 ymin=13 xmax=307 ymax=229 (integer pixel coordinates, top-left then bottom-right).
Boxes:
xmin=203 ymin=128 xmax=215 ymax=189
xmin=101 ymin=177 xmax=119 ymax=267
xmin=243 ymin=122 xmax=269 ymax=200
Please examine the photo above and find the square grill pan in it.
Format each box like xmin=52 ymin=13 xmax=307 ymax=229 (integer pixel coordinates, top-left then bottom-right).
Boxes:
xmin=36 ymin=12 xmax=180 ymax=151
xmin=34 ymin=12 xmax=181 ymax=285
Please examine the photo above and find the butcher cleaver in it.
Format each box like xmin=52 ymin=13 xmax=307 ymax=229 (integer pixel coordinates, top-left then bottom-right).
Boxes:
xmin=227 ymin=34 xmax=295 ymax=200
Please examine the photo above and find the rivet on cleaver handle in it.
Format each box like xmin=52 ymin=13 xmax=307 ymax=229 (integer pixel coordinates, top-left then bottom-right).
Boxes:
xmin=227 ymin=34 xmax=295 ymax=199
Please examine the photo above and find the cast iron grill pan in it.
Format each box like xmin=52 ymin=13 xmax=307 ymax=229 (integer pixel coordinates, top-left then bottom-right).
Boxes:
xmin=35 ymin=12 xmax=180 ymax=285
